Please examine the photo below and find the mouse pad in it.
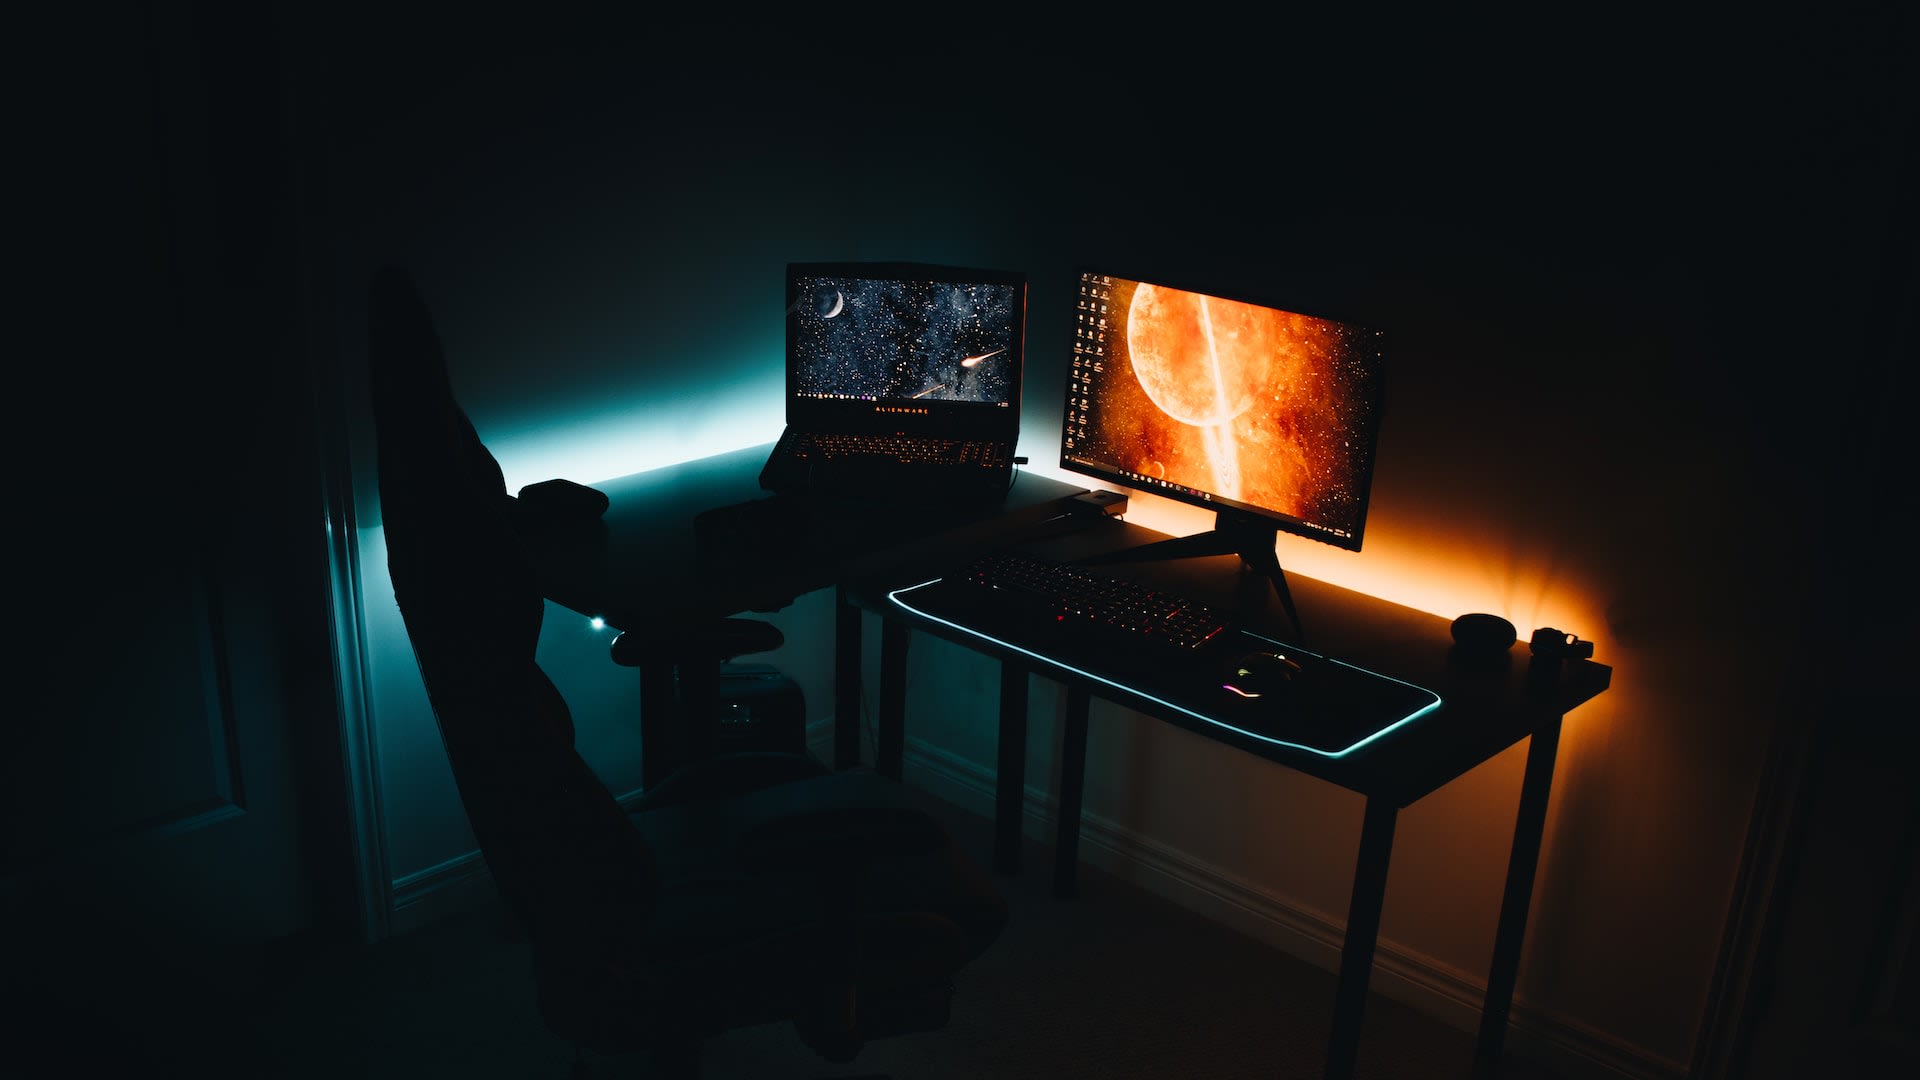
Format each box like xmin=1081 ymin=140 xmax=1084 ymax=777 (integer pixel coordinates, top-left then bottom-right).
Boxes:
xmin=889 ymin=576 xmax=1442 ymax=759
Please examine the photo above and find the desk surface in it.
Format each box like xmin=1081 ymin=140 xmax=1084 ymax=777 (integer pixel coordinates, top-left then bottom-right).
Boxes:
xmin=855 ymin=515 xmax=1611 ymax=807
xmin=528 ymin=444 xmax=1610 ymax=807
xmin=527 ymin=442 xmax=1091 ymax=629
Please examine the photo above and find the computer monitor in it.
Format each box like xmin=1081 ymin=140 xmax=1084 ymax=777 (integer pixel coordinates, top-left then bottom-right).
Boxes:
xmin=1058 ymin=269 xmax=1389 ymax=641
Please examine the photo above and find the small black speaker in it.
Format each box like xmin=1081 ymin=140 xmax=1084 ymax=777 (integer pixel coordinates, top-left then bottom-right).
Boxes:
xmin=1450 ymin=613 xmax=1517 ymax=670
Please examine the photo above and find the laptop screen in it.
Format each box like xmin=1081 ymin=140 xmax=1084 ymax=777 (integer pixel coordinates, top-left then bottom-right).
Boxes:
xmin=786 ymin=262 xmax=1026 ymax=434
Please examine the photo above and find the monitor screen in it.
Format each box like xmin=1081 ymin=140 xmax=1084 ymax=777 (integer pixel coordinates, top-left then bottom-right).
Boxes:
xmin=787 ymin=262 xmax=1024 ymax=411
xmin=1059 ymin=270 xmax=1387 ymax=552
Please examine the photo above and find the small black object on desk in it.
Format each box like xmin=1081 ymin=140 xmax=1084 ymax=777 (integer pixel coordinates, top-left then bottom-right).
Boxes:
xmin=1526 ymin=626 xmax=1595 ymax=688
xmin=1449 ymin=612 xmax=1516 ymax=671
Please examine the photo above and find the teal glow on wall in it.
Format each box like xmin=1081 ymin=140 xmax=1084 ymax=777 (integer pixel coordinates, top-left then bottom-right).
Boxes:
xmin=480 ymin=357 xmax=785 ymax=492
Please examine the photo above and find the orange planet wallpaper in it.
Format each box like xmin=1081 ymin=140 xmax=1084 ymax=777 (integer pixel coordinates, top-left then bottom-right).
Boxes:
xmin=1061 ymin=273 xmax=1385 ymax=547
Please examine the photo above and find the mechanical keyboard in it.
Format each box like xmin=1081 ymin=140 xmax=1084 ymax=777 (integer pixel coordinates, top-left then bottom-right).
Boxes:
xmin=956 ymin=550 xmax=1231 ymax=651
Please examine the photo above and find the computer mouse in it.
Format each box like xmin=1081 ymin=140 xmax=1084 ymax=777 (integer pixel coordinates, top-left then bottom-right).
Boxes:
xmin=1221 ymin=650 xmax=1302 ymax=700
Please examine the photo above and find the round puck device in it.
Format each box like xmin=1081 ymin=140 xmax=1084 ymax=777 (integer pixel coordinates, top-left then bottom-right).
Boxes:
xmin=1450 ymin=613 xmax=1517 ymax=666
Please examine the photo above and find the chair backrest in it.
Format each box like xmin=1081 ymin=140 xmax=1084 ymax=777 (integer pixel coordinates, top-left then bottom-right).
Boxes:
xmin=367 ymin=266 xmax=658 ymax=938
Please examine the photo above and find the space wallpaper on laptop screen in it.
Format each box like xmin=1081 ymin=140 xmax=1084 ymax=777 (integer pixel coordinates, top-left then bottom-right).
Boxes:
xmin=791 ymin=274 xmax=1019 ymax=406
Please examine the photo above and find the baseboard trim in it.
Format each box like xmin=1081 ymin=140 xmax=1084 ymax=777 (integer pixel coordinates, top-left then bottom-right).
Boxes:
xmin=389 ymin=848 xmax=496 ymax=938
xmin=901 ymin=736 xmax=1686 ymax=1080
xmin=378 ymin=724 xmax=1682 ymax=1079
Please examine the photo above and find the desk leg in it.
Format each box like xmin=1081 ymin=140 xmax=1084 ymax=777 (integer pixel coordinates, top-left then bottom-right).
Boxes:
xmin=994 ymin=662 xmax=1030 ymax=876
xmin=1472 ymin=715 xmax=1565 ymax=1079
xmin=1053 ymin=685 xmax=1090 ymax=899
xmin=834 ymin=587 xmax=862 ymax=771
xmin=876 ymin=618 xmax=910 ymax=781
xmin=1326 ymin=796 xmax=1398 ymax=1080
xmin=640 ymin=658 xmax=677 ymax=791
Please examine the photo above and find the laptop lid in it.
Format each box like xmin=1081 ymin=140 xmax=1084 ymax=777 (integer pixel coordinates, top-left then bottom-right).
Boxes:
xmin=785 ymin=261 xmax=1026 ymax=442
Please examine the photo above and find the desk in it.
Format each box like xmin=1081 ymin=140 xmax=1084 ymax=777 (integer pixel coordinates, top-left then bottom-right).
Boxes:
xmin=847 ymin=515 xmax=1611 ymax=1080
xmin=526 ymin=443 xmax=1090 ymax=782
xmin=530 ymin=446 xmax=1611 ymax=1080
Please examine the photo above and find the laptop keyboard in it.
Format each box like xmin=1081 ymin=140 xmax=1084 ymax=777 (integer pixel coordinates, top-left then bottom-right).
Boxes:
xmin=762 ymin=430 xmax=1014 ymax=501
xmin=799 ymin=432 xmax=1011 ymax=468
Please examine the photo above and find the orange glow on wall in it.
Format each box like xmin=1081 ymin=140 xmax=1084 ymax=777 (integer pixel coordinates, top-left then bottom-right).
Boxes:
xmin=1032 ymin=470 xmax=1606 ymax=660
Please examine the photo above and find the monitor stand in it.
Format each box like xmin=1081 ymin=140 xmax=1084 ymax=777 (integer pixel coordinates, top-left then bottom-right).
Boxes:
xmin=1077 ymin=511 xmax=1305 ymax=645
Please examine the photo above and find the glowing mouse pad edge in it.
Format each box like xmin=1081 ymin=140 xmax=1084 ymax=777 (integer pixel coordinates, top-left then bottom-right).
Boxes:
xmin=887 ymin=577 xmax=1442 ymax=759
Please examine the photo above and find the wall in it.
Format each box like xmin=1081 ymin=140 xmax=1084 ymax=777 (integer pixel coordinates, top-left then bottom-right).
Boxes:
xmin=309 ymin=8 xmax=1913 ymax=1077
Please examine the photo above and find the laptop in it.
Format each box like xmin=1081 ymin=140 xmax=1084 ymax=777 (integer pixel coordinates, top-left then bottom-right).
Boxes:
xmin=759 ymin=261 xmax=1027 ymax=505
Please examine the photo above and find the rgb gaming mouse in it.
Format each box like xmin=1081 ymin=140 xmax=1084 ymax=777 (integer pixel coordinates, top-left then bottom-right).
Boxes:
xmin=1222 ymin=650 xmax=1302 ymax=700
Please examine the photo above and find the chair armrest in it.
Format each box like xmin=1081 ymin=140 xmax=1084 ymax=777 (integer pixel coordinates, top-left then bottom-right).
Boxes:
xmin=515 ymin=477 xmax=609 ymax=518
xmin=610 ymin=618 xmax=785 ymax=666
